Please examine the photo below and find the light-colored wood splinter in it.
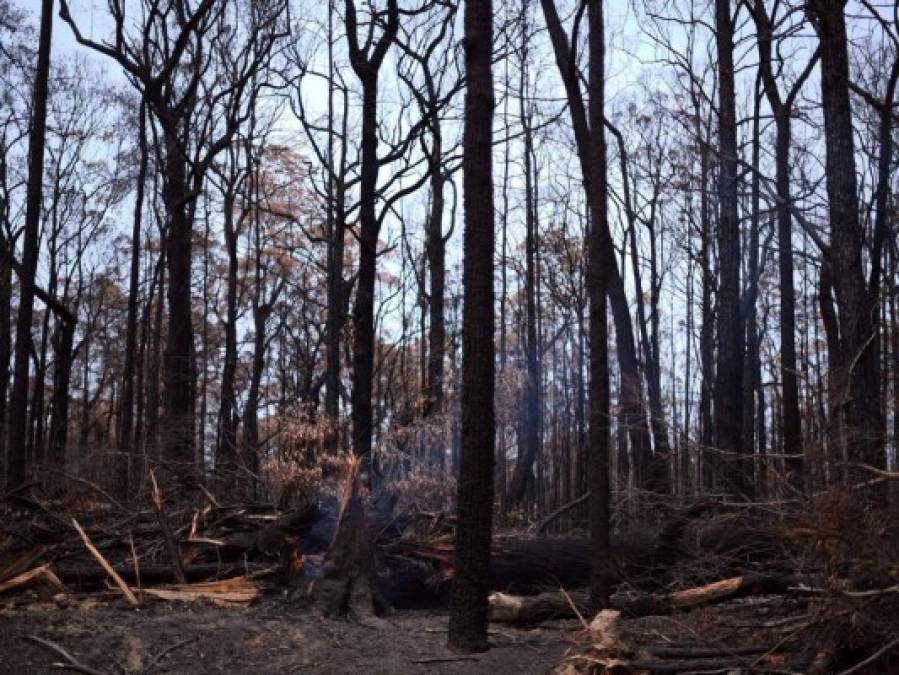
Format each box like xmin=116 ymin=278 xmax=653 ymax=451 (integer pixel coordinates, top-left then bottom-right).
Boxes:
xmin=71 ymin=518 xmax=141 ymax=607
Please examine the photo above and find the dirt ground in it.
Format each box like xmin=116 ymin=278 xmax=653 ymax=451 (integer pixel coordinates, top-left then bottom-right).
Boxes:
xmin=0 ymin=594 xmax=576 ymax=674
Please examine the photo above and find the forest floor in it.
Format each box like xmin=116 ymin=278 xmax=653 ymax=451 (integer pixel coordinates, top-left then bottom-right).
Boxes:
xmin=0 ymin=595 xmax=576 ymax=674
xmin=0 ymin=590 xmax=835 ymax=674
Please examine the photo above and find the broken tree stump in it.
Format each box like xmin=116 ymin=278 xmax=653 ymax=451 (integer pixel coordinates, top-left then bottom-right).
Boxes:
xmin=297 ymin=457 xmax=393 ymax=619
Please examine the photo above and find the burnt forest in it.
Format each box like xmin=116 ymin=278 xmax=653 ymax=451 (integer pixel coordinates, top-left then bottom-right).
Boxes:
xmin=1 ymin=0 xmax=899 ymax=673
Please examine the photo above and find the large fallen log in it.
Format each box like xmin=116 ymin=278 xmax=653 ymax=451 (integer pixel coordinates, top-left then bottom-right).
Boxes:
xmin=489 ymin=573 xmax=800 ymax=625
xmin=380 ymin=521 xmax=776 ymax=608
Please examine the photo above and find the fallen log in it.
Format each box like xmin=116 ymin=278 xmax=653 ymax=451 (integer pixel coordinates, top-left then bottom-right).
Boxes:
xmin=489 ymin=573 xmax=800 ymax=625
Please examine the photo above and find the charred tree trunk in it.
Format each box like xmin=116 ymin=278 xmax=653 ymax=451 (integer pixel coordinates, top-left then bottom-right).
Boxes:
xmin=698 ymin=140 xmax=715 ymax=470
xmin=0 ymin=228 xmax=10 ymax=477
xmin=324 ymin=5 xmax=346 ymax=450
xmin=161 ymin=133 xmax=196 ymax=474
xmin=6 ymin=0 xmax=53 ymax=490
xmin=345 ymin=0 xmax=399 ymax=481
xmin=117 ymin=100 xmax=148 ymax=497
xmin=242 ymin=302 xmax=269 ymax=500
xmin=748 ymin=0 xmax=817 ymax=479
xmin=47 ymin=316 xmax=75 ymax=468
xmin=425 ymin=164 xmax=446 ymax=443
xmin=217 ymin=187 xmax=240 ymax=476
xmin=448 ymin=0 xmax=495 ymax=652
xmin=713 ymin=0 xmax=748 ymax=496
xmin=586 ymin=0 xmax=612 ymax=611
xmin=540 ymin=0 xmax=654 ymax=503
xmin=509 ymin=37 xmax=541 ymax=506
xmin=809 ymin=0 xmax=884 ymax=467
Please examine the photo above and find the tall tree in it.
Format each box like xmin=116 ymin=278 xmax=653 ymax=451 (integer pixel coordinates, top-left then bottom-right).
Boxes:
xmin=712 ymin=0 xmax=748 ymax=495
xmin=60 ymin=0 xmax=287 ymax=479
xmin=807 ymin=0 xmax=884 ymax=466
xmin=540 ymin=0 xmax=656 ymax=495
xmin=448 ymin=0 xmax=496 ymax=652
xmin=746 ymin=0 xmax=818 ymax=479
xmin=508 ymin=0 xmax=541 ymax=507
xmin=6 ymin=0 xmax=53 ymax=490
xmin=586 ymin=0 xmax=611 ymax=611
xmin=344 ymin=0 xmax=399 ymax=477
xmin=116 ymin=99 xmax=148 ymax=496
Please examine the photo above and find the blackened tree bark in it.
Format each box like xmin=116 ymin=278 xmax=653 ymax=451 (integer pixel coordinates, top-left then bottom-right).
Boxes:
xmin=586 ymin=0 xmax=611 ymax=611
xmin=509 ymin=7 xmax=541 ymax=506
xmin=807 ymin=0 xmax=884 ymax=465
xmin=46 ymin=306 xmax=75 ymax=468
xmin=742 ymin=83 xmax=763 ymax=467
xmin=161 ymin=130 xmax=196 ymax=471
xmin=606 ymin=119 xmax=670 ymax=493
xmin=425 ymin=154 xmax=446 ymax=427
xmin=539 ymin=0 xmax=654 ymax=495
xmin=747 ymin=0 xmax=818 ymax=479
xmin=698 ymin=129 xmax=715 ymax=466
xmin=6 ymin=0 xmax=53 ymax=490
xmin=0 ymin=226 xmax=9 ymax=477
xmin=216 ymin=162 xmax=242 ymax=476
xmin=712 ymin=0 xmax=748 ymax=496
xmin=448 ymin=0 xmax=495 ymax=652
xmin=849 ymin=23 xmax=899 ymax=464
xmin=117 ymin=100 xmax=148 ymax=496
xmin=324 ymin=4 xmax=347 ymax=450
xmin=0 ymin=148 xmax=11 ymax=474
xmin=344 ymin=0 xmax=399 ymax=478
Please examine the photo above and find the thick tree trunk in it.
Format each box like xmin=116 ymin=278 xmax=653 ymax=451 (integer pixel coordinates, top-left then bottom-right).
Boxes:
xmin=586 ymin=0 xmax=611 ymax=612
xmin=713 ymin=0 xmax=748 ymax=496
xmin=0 ymin=230 xmax=10 ymax=478
xmin=774 ymin=116 xmax=802 ymax=473
xmin=344 ymin=0 xmax=399 ymax=484
xmin=6 ymin=0 xmax=54 ymax=490
xmin=161 ymin=134 xmax=196 ymax=473
xmin=448 ymin=0 xmax=495 ymax=652
xmin=809 ymin=0 xmax=883 ymax=466
xmin=748 ymin=0 xmax=814 ymax=479
xmin=698 ymin=142 xmax=715 ymax=470
xmin=426 ymin=168 xmax=445 ymax=429
xmin=349 ymin=72 xmax=381 ymax=475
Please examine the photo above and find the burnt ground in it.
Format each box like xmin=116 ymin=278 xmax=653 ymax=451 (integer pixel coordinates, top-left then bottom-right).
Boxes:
xmin=0 ymin=595 xmax=575 ymax=674
xmin=3 ymin=589 xmax=894 ymax=673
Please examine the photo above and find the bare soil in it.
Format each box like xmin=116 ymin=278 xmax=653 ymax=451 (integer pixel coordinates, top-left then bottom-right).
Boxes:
xmin=0 ymin=594 xmax=575 ymax=674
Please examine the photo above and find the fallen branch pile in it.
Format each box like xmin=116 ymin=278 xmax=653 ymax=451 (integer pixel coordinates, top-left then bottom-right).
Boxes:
xmin=0 ymin=480 xmax=317 ymax=607
xmin=4 ymin=470 xmax=898 ymax=673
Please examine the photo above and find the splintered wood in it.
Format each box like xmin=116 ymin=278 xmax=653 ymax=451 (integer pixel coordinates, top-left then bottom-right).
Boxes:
xmin=141 ymin=576 xmax=258 ymax=607
xmin=72 ymin=518 xmax=141 ymax=606
xmin=0 ymin=563 xmax=68 ymax=596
